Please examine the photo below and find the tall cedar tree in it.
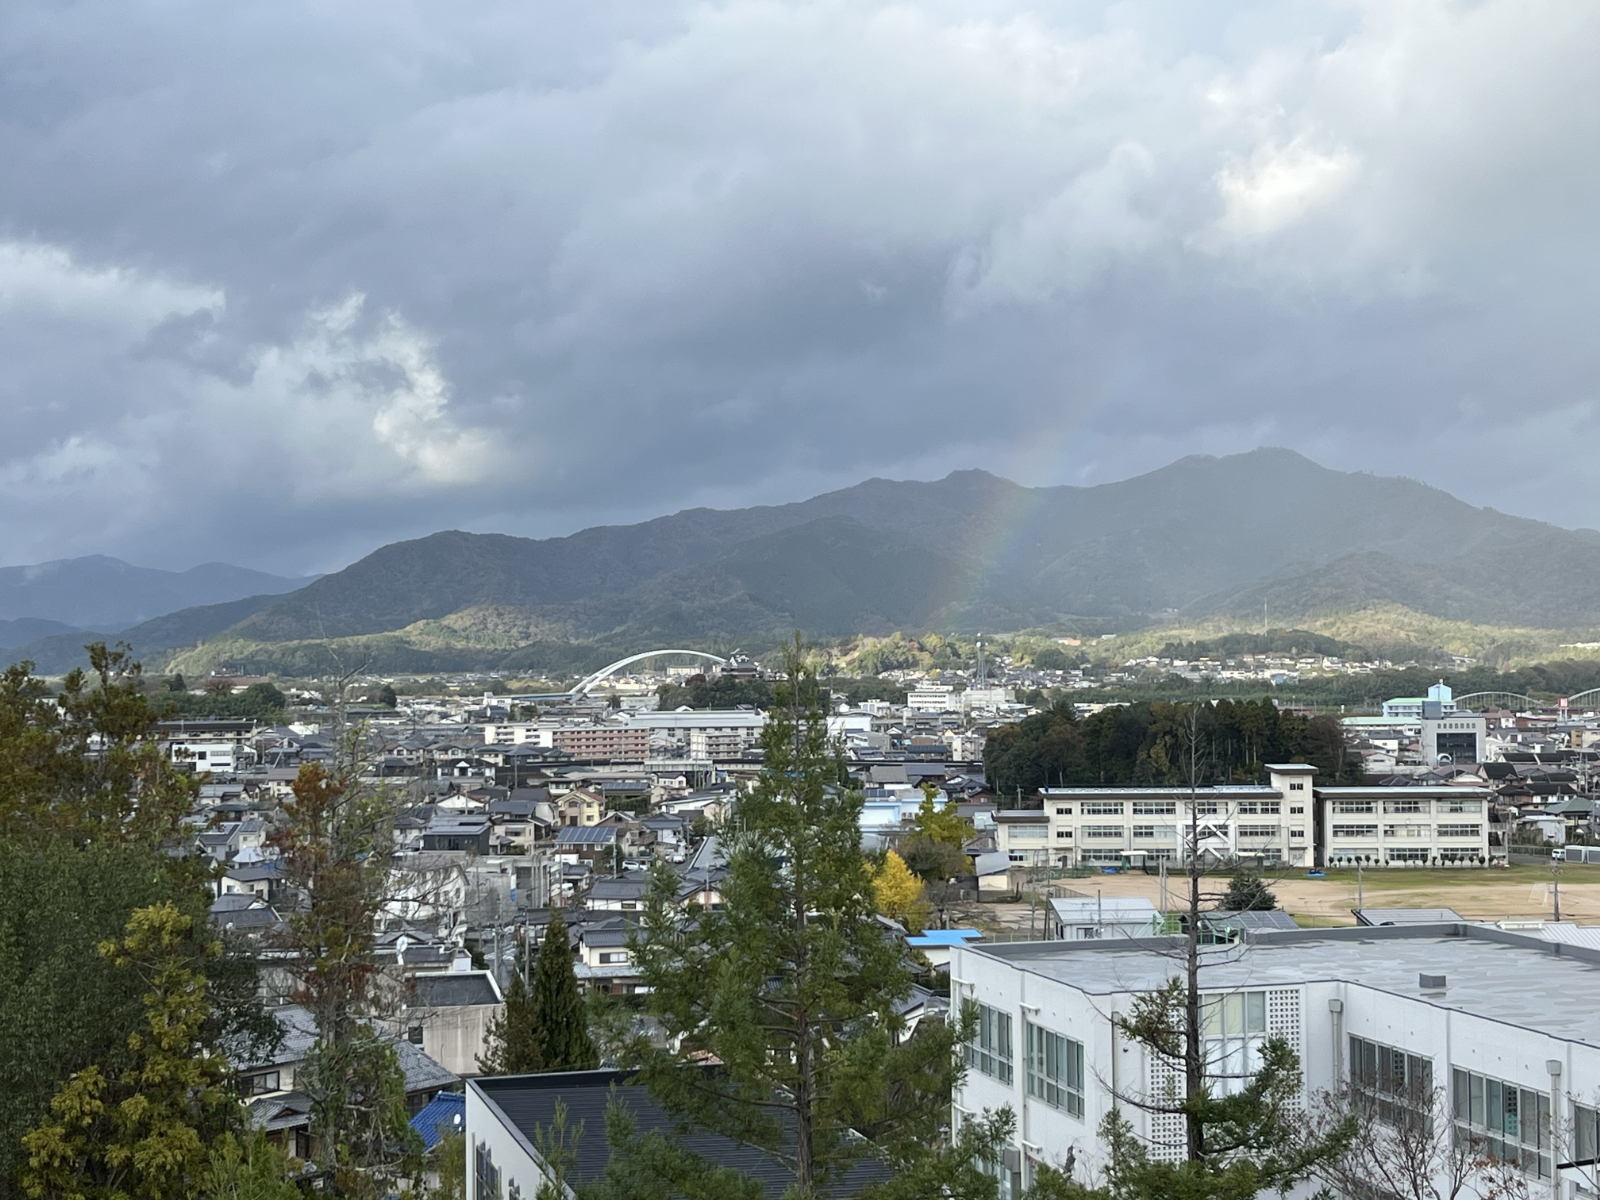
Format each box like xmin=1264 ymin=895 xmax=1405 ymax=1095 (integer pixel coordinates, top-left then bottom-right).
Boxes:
xmin=269 ymin=741 xmax=420 ymax=1195
xmin=22 ymin=903 xmax=235 ymax=1200
xmin=477 ymin=971 xmax=543 ymax=1074
xmin=530 ymin=910 xmax=597 ymax=1072
xmin=626 ymin=638 xmax=979 ymax=1200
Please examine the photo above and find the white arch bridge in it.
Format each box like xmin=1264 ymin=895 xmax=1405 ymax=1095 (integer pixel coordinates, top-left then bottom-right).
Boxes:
xmin=510 ymin=649 xmax=729 ymax=702
xmin=569 ymin=649 xmax=728 ymax=698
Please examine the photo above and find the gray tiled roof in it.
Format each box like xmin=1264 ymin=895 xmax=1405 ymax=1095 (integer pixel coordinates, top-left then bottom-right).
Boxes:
xmin=475 ymin=1072 xmax=883 ymax=1194
xmin=408 ymin=972 xmax=501 ymax=1008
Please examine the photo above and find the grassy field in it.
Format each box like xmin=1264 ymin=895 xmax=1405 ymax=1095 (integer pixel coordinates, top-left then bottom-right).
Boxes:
xmin=1303 ymin=863 xmax=1591 ymax=889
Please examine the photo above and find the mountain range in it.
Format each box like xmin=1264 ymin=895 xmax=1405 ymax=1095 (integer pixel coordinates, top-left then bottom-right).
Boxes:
xmin=11 ymin=448 xmax=1600 ymax=675
xmin=0 ymin=556 xmax=310 ymax=633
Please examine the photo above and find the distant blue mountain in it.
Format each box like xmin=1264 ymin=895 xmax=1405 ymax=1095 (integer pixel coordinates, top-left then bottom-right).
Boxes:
xmin=0 ymin=616 xmax=83 ymax=650
xmin=0 ymin=555 xmax=312 ymax=631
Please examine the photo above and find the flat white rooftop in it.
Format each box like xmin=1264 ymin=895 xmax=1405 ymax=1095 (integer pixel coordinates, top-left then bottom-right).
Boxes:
xmin=971 ymin=925 xmax=1600 ymax=1045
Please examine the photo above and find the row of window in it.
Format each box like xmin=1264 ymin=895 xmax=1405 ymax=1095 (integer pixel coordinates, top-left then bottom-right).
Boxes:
xmin=1345 ymin=1036 xmax=1562 ymax=1181
xmin=968 ymin=1005 xmax=1085 ymax=1117
xmin=1453 ymin=1067 xmax=1554 ymax=1180
xmin=1331 ymin=824 xmax=1483 ymax=838
xmin=1350 ymin=1035 xmax=1433 ymax=1129
xmin=1051 ymin=801 xmax=1302 ymax=817
xmin=1333 ymin=800 xmax=1482 ymax=814
xmin=973 ymin=1014 xmax=1568 ymax=1186
xmin=969 ymin=995 xmax=1269 ymax=1111
xmin=1058 ymin=825 xmax=1301 ymax=841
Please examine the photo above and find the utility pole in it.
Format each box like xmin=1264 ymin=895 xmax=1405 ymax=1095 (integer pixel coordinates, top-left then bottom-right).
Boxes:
xmin=1553 ymin=860 xmax=1563 ymax=922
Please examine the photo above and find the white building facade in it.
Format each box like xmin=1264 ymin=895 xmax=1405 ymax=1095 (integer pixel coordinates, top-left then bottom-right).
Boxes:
xmin=995 ymin=768 xmax=1497 ymax=870
xmin=952 ymin=924 xmax=1600 ymax=1198
xmin=1319 ymin=785 xmax=1494 ymax=866
xmin=1014 ymin=765 xmax=1318 ymax=869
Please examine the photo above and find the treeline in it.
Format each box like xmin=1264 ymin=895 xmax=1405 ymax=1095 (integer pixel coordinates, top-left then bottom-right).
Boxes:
xmin=158 ymin=679 xmax=289 ymax=721
xmin=984 ymin=697 xmax=1363 ymax=797
xmin=1156 ymin=628 xmax=1359 ymax=661
xmin=1091 ymin=658 xmax=1600 ymax=710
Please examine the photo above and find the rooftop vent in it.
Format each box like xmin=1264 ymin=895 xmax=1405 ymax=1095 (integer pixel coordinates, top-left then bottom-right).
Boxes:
xmin=1419 ymin=972 xmax=1447 ymax=993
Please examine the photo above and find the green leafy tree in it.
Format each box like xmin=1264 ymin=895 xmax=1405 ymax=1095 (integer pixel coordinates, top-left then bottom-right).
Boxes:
xmin=987 ymin=697 xmax=1350 ymax=794
xmin=1220 ymin=871 xmax=1276 ymax=912
xmin=530 ymin=911 xmax=597 ymax=1072
xmin=378 ymin=685 xmax=398 ymax=709
xmin=983 ymin=700 xmax=1085 ymax=796
xmin=198 ymin=1132 xmax=302 ymax=1200
xmin=477 ymin=972 xmax=543 ymax=1075
xmin=423 ymin=1132 xmax=464 ymax=1200
xmin=165 ymin=684 xmax=286 ymax=723
xmin=21 ymin=903 xmax=236 ymax=1200
xmin=0 ymin=644 xmax=195 ymax=849
xmin=0 ymin=650 xmax=271 ymax=1199
xmin=1032 ymin=646 xmax=1072 ymax=671
xmin=900 ymin=836 xmax=969 ymax=884
xmin=624 ymin=638 xmax=980 ymax=1199
xmin=912 ymin=783 xmax=972 ymax=847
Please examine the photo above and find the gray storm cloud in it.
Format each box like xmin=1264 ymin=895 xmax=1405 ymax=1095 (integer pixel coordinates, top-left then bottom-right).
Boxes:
xmin=1 ymin=0 xmax=1597 ymax=571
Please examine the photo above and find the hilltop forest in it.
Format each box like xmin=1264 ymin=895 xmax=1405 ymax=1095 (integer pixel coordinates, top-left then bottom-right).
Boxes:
xmin=983 ymin=698 xmax=1364 ymax=798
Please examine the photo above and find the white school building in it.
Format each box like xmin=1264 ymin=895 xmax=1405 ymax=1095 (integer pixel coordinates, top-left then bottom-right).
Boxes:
xmin=951 ymin=922 xmax=1600 ymax=1198
xmin=998 ymin=765 xmax=1496 ymax=870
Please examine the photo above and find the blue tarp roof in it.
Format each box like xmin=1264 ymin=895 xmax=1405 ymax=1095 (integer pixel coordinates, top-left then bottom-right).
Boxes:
xmin=907 ymin=929 xmax=984 ymax=947
xmin=410 ymin=1092 xmax=465 ymax=1150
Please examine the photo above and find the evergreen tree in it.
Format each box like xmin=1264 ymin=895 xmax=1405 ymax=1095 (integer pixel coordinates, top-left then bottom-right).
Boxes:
xmin=21 ymin=903 xmax=236 ymax=1200
xmin=199 ymin=1132 xmax=303 ymax=1200
xmin=624 ymin=638 xmax=983 ymax=1199
xmin=269 ymin=692 xmax=421 ymax=1195
xmin=1221 ymin=871 xmax=1277 ymax=912
xmin=0 ymin=650 xmax=271 ymax=1199
xmin=530 ymin=911 xmax=596 ymax=1072
xmin=477 ymin=971 xmax=543 ymax=1075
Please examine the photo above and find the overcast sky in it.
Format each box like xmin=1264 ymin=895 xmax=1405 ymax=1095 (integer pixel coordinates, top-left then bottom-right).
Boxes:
xmin=2 ymin=0 xmax=1597 ymax=574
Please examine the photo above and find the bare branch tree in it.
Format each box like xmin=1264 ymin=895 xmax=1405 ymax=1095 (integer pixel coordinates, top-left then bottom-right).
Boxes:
xmin=1305 ymin=1081 xmax=1531 ymax=1200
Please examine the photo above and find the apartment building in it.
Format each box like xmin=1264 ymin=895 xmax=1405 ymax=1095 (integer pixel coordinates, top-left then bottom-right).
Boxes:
xmin=951 ymin=923 xmax=1596 ymax=1197
xmin=1320 ymin=785 xmax=1492 ymax=866
xmin=549 ymin=725 xmax=648 ymax=760
xmin=688 ymin=728 xmax=747 ymax=759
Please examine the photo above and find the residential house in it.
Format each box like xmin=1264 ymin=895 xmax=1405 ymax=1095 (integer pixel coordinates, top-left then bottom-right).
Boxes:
xmin=239 ymin=1005 xmax=458 ymax=1160
xmin=392 ymin=969 xmax=505 ymax=1078
xmin=556 ymin=787 xmax=605 ymax=828
xmin=585 ymin=873 xmax=652 ymax=912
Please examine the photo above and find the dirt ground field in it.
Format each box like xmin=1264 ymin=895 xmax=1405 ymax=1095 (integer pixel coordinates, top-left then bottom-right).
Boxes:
xmin=966 ymin=863 xmax=1600 ymax=933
